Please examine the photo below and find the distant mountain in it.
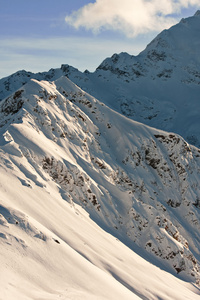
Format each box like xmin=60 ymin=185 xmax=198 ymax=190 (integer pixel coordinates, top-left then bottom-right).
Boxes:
xmin=81 ymin=10 xmax=200 ymax=147
xmin=1 ymin=11 xmax=200 ymax=147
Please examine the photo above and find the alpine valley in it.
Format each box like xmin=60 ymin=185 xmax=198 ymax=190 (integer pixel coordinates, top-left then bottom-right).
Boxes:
xmin=0 ymin=11 xmax=200 ymax=300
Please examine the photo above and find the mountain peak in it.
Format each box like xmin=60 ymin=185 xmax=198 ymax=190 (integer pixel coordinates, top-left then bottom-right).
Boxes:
xmin=1 ymin=12 xmax=200 ymax=296
xmin=1 ymin=72 xmax=200 ymax=295
xmin=194 ymin=10 xmax=200 ymax=16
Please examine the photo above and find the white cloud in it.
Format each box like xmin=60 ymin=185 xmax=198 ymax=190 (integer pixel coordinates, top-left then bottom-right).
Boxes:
xmin=65 ymin=0 xmax=200 ymax=37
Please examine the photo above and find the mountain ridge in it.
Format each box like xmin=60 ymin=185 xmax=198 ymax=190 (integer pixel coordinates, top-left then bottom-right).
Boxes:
xmin=1 ymin=12 xmax=200 ymax=147
xmin=0 ymin=11 xmax=200 ymax=299
xmin=1 ymin=76 xmax=200 ymax=291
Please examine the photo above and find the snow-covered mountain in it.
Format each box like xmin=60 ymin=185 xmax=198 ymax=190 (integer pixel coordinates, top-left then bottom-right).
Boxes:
xmin=1 ymin=11 xmax=200 ymax=148
xmin=1 ymin=11 xmax=200 ymax=300
xmin=1 ymin=75 xmax=200 ymax=299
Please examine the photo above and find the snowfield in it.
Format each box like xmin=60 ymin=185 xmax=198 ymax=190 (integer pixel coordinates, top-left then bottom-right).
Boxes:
xmin=0 ymin=11 xmax=200 ymax=300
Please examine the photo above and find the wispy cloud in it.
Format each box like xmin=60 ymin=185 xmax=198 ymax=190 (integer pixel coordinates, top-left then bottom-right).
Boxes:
xmin=0 ymin=36 xmax=147 ymax=78
xmin=65 ymin=0 xmax=200 ymax=37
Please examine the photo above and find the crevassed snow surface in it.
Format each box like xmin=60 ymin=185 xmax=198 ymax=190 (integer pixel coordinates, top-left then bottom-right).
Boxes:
xmin=0 ymin=76 xmax=200 ymax=299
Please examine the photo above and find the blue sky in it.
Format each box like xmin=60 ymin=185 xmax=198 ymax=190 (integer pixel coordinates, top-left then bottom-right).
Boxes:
xmin=0 ymin=0 xmax=200 ymax=79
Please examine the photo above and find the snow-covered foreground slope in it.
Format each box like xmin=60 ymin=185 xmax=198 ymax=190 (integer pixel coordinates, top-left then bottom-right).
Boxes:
xmin=1 ymin=166 xmax=200 ymax=300
xmin=1 ymin=12 xmax=200 ymax=148
xmin=0 ymin=76 xmax=200 ymax=299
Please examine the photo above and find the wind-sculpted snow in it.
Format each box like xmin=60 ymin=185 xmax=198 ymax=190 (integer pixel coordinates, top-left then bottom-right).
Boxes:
xmin=0 ymin=76 xmax=200 ymax=299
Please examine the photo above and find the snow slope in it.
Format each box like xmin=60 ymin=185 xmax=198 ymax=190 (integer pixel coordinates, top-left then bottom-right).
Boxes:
xmin=82 ymin=11 xmax=200 ymax=147
xmin=1 ymin=12 xmax=200 ymax=148
xmin=0 ymin=76 xmax=200 ymax=299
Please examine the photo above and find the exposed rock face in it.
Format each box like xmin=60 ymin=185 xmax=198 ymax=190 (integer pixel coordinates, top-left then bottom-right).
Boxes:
xmin=0 ymin=76 xmax=200 ymax=285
